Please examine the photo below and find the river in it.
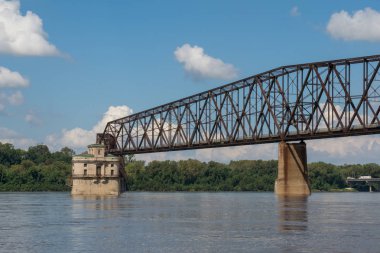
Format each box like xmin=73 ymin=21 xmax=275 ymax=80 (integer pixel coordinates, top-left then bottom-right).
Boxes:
xmin=0 ymin=192 xmax=379 ymax=253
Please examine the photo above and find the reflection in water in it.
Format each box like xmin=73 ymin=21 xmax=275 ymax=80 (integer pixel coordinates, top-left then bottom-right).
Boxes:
xmin=277 ymin=195 xmax=308 ymax=232
xmin=71 ymin=195 xmax=121 ymax=211
xmin=71 ymin=195 xmax=118 ymax=210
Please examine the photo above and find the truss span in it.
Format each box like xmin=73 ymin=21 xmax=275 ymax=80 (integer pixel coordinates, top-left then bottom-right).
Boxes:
xmin=98 ymin=55 xmax=380 ymax=155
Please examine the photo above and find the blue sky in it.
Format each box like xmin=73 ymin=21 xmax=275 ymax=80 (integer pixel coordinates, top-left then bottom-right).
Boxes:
xmin=1 ymin=0 xmax=380 ymax=164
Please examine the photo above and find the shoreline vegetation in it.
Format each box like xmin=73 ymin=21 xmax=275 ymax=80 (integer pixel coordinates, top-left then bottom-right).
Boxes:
xmin=0 ymin=143 xmax=379 ymax=192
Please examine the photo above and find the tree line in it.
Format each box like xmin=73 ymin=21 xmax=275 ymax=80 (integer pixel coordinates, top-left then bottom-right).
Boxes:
xmin=0 ymin=142 xmax=379 ymax=192
xmin=0 ymin=143 xmax=72 ymax=191
xmin=125 ymin=159 xmax=380 ymax=192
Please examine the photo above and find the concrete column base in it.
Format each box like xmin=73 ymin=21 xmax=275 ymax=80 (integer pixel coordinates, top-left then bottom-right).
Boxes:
xmin=275 ymin=141 xmax=311 ymax=196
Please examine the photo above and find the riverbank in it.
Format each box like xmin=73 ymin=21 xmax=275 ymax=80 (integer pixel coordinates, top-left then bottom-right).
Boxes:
xmin=1 ymin=143 xmax=379 ymax=192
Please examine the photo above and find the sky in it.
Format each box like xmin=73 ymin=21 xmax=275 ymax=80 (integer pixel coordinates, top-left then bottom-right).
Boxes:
xmin=1 ymin=0 xmax=380 ymax=164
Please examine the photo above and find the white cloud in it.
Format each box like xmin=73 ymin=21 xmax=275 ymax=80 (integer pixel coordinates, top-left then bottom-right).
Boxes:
xmin=290 ymin=6 xmax=300 ymax=16
xmin=137 ymin=134 xmax=380 ymax=164
xmin=25 ymin=111 xmax=41 ymax=125
xmin=7 ymin=90 xmax=23 ymax=105
xmin=327 ymin=7 xmax=380 ymax=41
xmin=308 ymin=135 xmax=380 ymax=157
xmin=174 ymin=44 xmax=238 ymax=80
xmin=0 ymin=126 xmax=36 ymax=149
xmin=0 ymin=90 xmax=24 ymax=110
xmin=308 ymin=135 xmax=380 ymax=164
xmin=0 ymin=66 xmax=28 ymax=111
xmin=93 ymin=105 xmax=134 ymax=133
xmin=137 ymin=143 xmax=278 ymax=163
xmin=46 ymin=105 xmax=133 ymax=151
xmin=194 ymin=144 xmax=276 ymax=162
xmin=60 ymin=127 xmax=95 ymax=148
xmin=0 ymin=66 xmax=29 ymax=111
xmin=0 ymin=0 xmax=60 ymax=56
xmin=0 ymin=66 xmax=29 ymax=88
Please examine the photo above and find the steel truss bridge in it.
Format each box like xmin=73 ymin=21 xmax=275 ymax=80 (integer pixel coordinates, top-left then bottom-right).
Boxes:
xmin=98 ymin=55 xmax=380 ymax=155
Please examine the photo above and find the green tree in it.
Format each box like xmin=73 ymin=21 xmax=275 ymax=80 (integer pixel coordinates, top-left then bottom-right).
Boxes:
xmin=0 ymin=142 xmax=25 ymax=166
xmin=26 ymin=144 xmax=51 ymax=164
xmin=51 ymin=147 xmax=75 ymax=163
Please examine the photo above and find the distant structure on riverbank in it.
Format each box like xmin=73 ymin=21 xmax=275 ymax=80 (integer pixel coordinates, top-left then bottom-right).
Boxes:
xmin=347 ymin=176 xmax=380 ymax=192
xmin=71 ymin=144 xmax=126 ymax=196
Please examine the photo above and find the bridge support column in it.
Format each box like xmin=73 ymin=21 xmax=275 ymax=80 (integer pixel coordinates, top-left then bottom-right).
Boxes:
xmin=275 ymin=141 xmax=311 ymax=196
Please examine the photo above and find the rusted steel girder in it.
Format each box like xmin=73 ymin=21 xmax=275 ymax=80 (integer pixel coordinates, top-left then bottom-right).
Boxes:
xmin=98 ymin=55 xmax=380 ymax=155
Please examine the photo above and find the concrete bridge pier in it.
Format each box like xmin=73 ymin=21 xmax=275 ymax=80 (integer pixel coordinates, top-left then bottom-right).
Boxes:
xmin=275 ymin=141 xmax=311 ymax=196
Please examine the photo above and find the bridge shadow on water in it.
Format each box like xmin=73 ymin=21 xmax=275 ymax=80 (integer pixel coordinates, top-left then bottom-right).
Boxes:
xmin=277 ymin=195 xmax=308 ymax=232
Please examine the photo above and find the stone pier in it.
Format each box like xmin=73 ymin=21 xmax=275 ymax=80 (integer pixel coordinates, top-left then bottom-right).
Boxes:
xmin=275 ymin=141 xmax=311 ymax=196
xmin=71 ymin=144 xmax=126 ymax=196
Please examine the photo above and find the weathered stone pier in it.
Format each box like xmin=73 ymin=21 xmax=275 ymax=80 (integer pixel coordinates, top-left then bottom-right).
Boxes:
xmin=71 ymin=144 xmax=126 ymax=196
xmin=275 ymin=141 xmax=311 ymax=196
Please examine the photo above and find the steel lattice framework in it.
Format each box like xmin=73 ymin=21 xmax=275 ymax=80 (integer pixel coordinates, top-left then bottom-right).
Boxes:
xmin=98 ymin=55 xmax=380 ymax=155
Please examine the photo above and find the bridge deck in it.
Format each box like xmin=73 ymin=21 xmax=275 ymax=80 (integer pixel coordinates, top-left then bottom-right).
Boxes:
xmin=347 ymin=178 xmax=380 ymax=183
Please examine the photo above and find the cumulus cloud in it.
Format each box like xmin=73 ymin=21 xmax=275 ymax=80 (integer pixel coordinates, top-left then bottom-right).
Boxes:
xmin=137 ymin=135 xmax=380 ymax=164
xmin=290 ymin=6 xmax=300 ymax=16
xmin=0 ymin=0 xmax=60 ymax=56
xmin=137 ymin=143 xmax=278 ymax=163
xmin=194 ymin=144 xmax=276 ymax=162
xmin=308 ymin=135 xmax=380 ymax=164
xmin=0 ymin=66 xmax=29 ymax=88
xmin=0 ymin=126 xmax=36 ymax=149
xmin=59 ymin=127 xmax=95 ymax=148
xmin=0 ymin=66 xmax=28 ymax=111
xmin=327 ymin=7 xmax=380 ymax=41
xmin=174 ymin=44 xmax=238 ymax=80
xmin=46 ymin=105 xmax=133 ymax=151
xmin=92 ymin=105 xmax=134 ymax=133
